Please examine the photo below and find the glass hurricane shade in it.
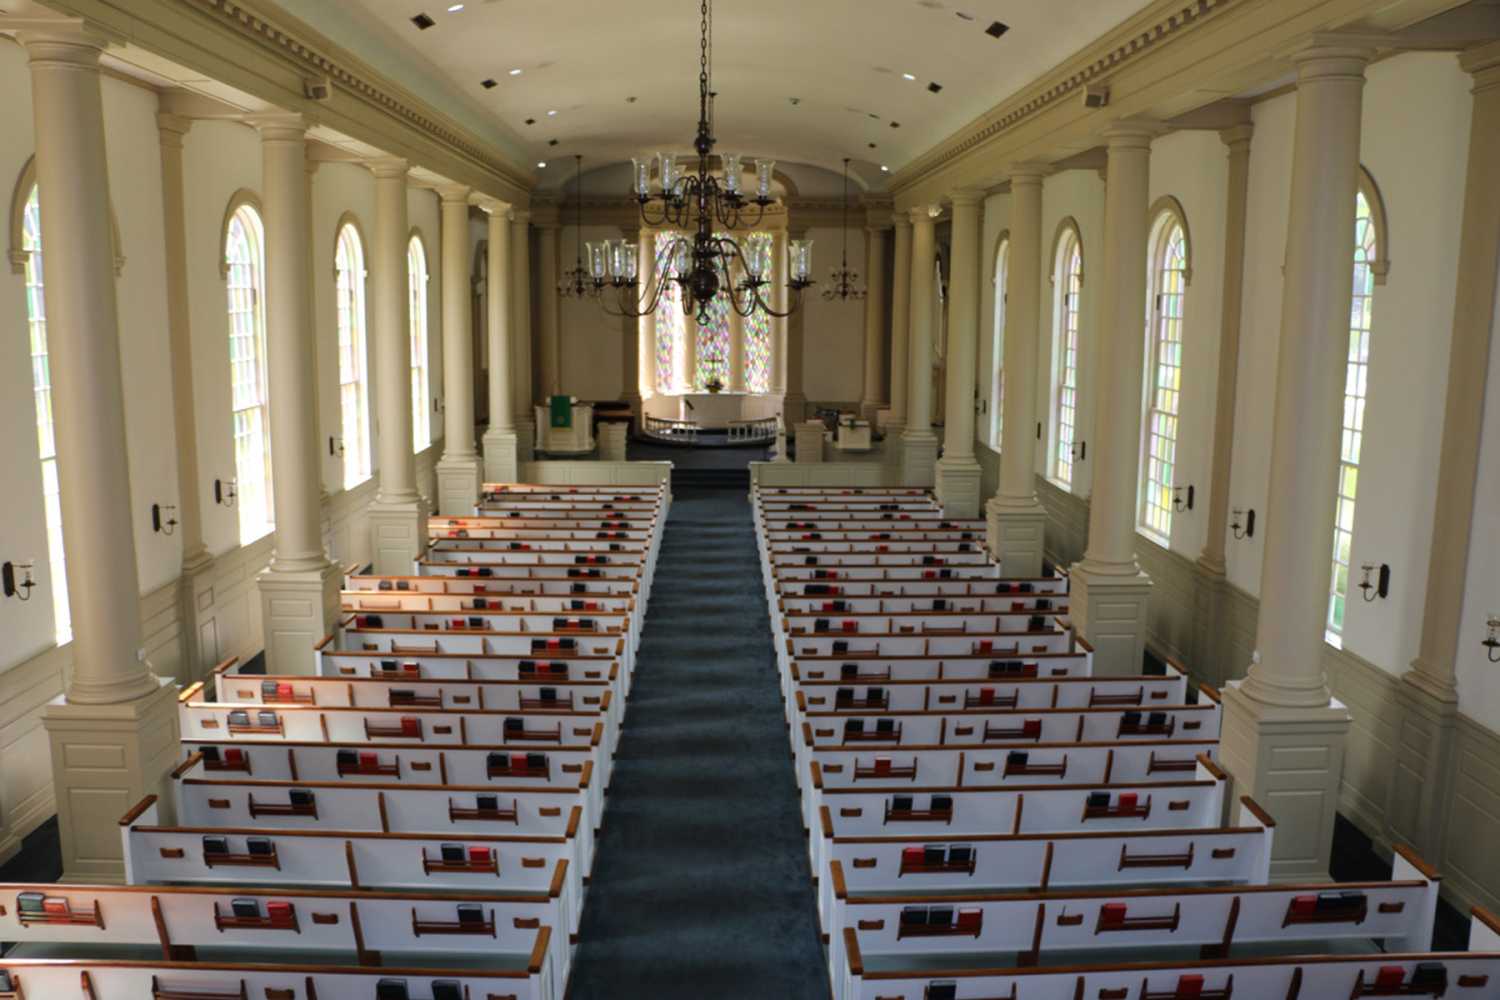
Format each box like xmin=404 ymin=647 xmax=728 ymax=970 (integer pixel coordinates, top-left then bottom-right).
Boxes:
xmin=789 ymin=239 xmax=814 ymax=283
xmin=631 ymin=153 xmax=773 ymax=202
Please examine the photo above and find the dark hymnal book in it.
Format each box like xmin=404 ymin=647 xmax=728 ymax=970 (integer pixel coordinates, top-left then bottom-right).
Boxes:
xmin=487 ymin=753 xmax=507 ymax=769
xmin=1122 ymin=711 xmax=1143 ymax=727
xmin=1147 ymin=711 xmax=1167 ymax=726
xmin=288 ymin=788 xmax=313 ymax=807
xmin=17 ymin=892 xmax=45 ymax=913
xmin=396 ymin=580 xmax=410 ymax=590
xmin=246 ymin=837 xmax=273 ymax=856
xmin=875 ymin=718 xmax=895 ymax=733
xmin=947 ymin=845 xmax=973 ymax=866
xmin=571 ymin=583 xmax=588 ymax=593
xmin=477 ymin=795 xmax=498 ymax=812
xmin=505 ymin=717 xmax=524 ymax=731
xmin=1007 ymin=751 xmax=1029 ymax=765
xmin=891 ymin=795 xmax=914 ymax=812
xmin=1036 ymin=598 xmax=1051 ymax=610
xmin=1411 ymin=964 xmax=1448 ymax=988
xmin=844 ymin=719 xmax=864 ymax=735
xmin=527 ymin=753 xmax=546 ymax=768
xmin=201 ymin=746 xmax=221 ymax=762
xmin=203 ymin=836 xmax=229 ymax=856
xmin=256 ymin=710 xmax=278 ymax=727
xmin=261 ymin=680 xmax=278 ymax=698
xmin=899 ymin=906 xmax=927 ymax=925
xmin=927 ymin=982 xmax=957 ymax=1000
xmin=841 ymin=664 xmax=858 ymax=678
xmin=375 ymin=980 xmax=409 ymax=1000
xmin=930 ymin=795 xmax=953 ymax=813
xmin=1019 ymin=582 xmax=1033 ymax=593
xmin=457 ymin=904 xmax=484 ymax=925
xmin=378 ymin=579 xmax=393 ymax=591
xmin=1087 ymin=791 xmax=1110 ymax=808
xmin=468 ymin=617 xmax=483 ymax=628
xmin=0 ymin=971 xmax=13 ymax=991
xmin=337 ymin=749 xmax=357 ymax=765
xmin=923 ymin=845 xmax=945 ymax=866
xmin=832 ymin=641 xmax=849 ymax=653
xmin=540 ymin=687 xmax=557 ymax=702
xmin=933 ymin=599 xmax=947 ymax=611
xmin=927 ymin=906 xmax=954 ymax=927
xmin=231 ymin=898 xmax=260 ymax=919
xmin=836 ymin=687 xmax=854 ymax=703
xmin=440 ymin=843 xmax=464 ymax=863
xmin=381 ymin=659 xmax=398 ymax=670
xmin=571 ymin=599 xmax=586 ymax=610
xmin=519 ymin=660 xmax=537 ymax=673
xmin=227 ymin=710 xmax=250 ymax=727
xmin=473 ymin=598 xmax=488 ymax=609
xmin=867 ymin=687 xmax=884 ymax=703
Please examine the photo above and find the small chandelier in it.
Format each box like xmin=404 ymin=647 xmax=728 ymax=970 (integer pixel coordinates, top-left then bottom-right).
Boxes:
xmin=558 ymin=155 xmax=594 ymax=300
xmin=822 ymin=157 xmax=866 ymax=302
xmin=578 ymin=0 xmax=813 ymax=323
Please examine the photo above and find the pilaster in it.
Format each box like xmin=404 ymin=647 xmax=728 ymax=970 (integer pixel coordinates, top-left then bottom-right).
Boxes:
xmin=986 ymin=500 xmax=1048 ymax=578
xmin=860 ymin=220 xmax=891 ymax=423
xmin=900 ymin=206 xmax=939 ymax=486
xmin=511 ymin=210 xmax=535 ymax=461
xmin=1068 ymin=566 xmax=1154 ymax=676
xmin=256 ymin=560 xmax=342 ymax=675
xmin=935 ymin=188 xmax=984 ymax=518
xmin=887 ymin=210 xmax=913 ymax=431
xmin=435 ymin=183 xmax=480 ymax=516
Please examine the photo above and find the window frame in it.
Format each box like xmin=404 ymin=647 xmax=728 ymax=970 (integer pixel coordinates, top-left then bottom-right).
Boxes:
xmin=407 ymin=231 xmax=432 ymax=453
xmin=222 ymin=194 xmax=275 ymax=544
xmin=1048 ymin=219 xmax=1084 ymax=489
xmin=1137 ymin=202 xmax=1191 ymax=547
xmin=990 ymin=232 xmax=1010 ymax=447
xmin=335 ymin=218 xmax=373 ymax=489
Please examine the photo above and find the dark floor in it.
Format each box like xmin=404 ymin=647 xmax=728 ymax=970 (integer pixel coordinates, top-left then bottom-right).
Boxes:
xmin=627 ymin=438 xmax=771 ymax=468
xmin=564 ymin=485 xmax=831 ymax=998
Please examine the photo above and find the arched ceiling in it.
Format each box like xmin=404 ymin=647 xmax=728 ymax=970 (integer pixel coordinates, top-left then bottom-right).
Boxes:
xmin=275 ymin=0 xmax=1156 ymax=189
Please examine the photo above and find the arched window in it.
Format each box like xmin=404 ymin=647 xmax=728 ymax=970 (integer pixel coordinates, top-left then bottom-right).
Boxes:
xmin=335 ymin=222 xmax=372 ymax=488
xmin=743 ymin=233 xmax=774 ymax=393
xmin=695 ymin=286 xmax=731 ymax=389
xmin=20 ymin=184 xmax=70 ymax=644
xmin=1327 ymin=189 xmax=1379 ymax=637
xmin=653 ymin=233 xmax=687 ymax=393
xmin=1050 ymin=225 xmax=1083 ymax=486
xmin=407 ymin=234 xmax=431 ymax=451
xmin=1138 ymin=211 xmax=1189 ymax=543
xmin=991 ymin=236 xmax=1009 ymax=445
xmin=224 ymin=201 xmax=274 ymax=543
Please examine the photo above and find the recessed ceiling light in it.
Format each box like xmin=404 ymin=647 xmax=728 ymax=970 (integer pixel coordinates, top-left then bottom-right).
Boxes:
xmin=901 ymin=72 xmax=916 ymax=81
xmin=411 ymin=12 xmax=435 ymax=29
xmin=955 ymin=10 xmax=975 ymax=20
xmin=880 ymin=165 xmax=890 ymax=172
xmin=524 ymin=117 xmax=536 ymax=125
xmin=447 ymin=3 xmax=464 ymax=11
xmin=890 ymin=121 xmax=901 ymax=128
xmin=546 ymin=109 xmax=558 ymax=116
xmin=481 ymin=78 xmax=497 ymax=89
xmin=509 ymin=68 xmax=523 ymax=76
xmin=537 ymin=161 xmax=547 ymax=168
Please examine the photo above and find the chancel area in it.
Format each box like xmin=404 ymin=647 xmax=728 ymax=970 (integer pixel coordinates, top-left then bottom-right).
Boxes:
xmin=2 ymin=0 xmax=1500 ymax=997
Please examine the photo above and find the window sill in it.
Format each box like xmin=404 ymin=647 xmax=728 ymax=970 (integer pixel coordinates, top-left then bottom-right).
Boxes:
xmin=1325 ymin=630 xmax=1344 ymax=650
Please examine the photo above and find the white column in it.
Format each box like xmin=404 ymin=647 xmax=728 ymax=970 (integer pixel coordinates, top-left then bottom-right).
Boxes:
xmin=621 ymin=227 xmax=646 ymax=416
xmin=935 ymin=189 xmax=985 ymax=517
xmin=1387 ymin=41 xmax=1500 ymax=867
xmin=481 ymin=201 xmax=518 ymax=483
xmin=1068 ymin=123 xmax=1158 ymax=675
xmin=364 ymin=158 xmax=427 ymax=574
xmin=158 ymin=110 xmax=214 ymax=681
xmin=1219 ymin=38 xmax=1371 ymax=882
xmin=537 ymin=219 xmax=561 ymax=397
xmin=986 ymin=165 xmax=1049 ymax=574
xmin=511 ymin=210 xmax=535 ymax=459
xmin=860 ymin=222 xmax=891 ymax=423
xmin=637 ymin=235 xmax=657 ymax=401
xmin=434 ymin=185 xmax=481 ymax=515
xmin=886 ymin=211 xmax=913 ymax=437
xmin=784 ymin=226 xmax=809 ymax=424
xmin=251 ymin=115 xmax=341 ymax=677
xmin=900 ymin=206 xmax=939 ymax=485
xmin=19 ymin=20 xmax=179 ymax=883
xmin=771 ymin=228 xmax=788 ymax=397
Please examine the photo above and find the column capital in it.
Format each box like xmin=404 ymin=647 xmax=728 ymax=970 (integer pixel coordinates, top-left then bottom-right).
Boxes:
xmin=1102 ymin=119 xmax=1165 ymax=146
xmin=908 ymin=204 xmax=938 ymax=225
xmin=890 ymin=209 xmax=912 ymax=229
xmin=1283 ymin=33 xmax=1380 ymax=77
xmin=1219 ymin=122 xmax=1255 ymax=151
xmin=366 ymin=156 xmax=410 ymax=180
xmin=3 ymin=16 xmax=118 ymax=56
xmin=436 ymin=183 xmax=471 ymax=204
xmin=1461 ymin=39 xmax=1500 ymax=89
xmin=474 ymin=195 xmax=511 ymax=217
xmin=947 ymin=187 xmax=987 ymax=209
xmin=246 ymin=112 xmax=309 ymax=141
xmin=156 ymin=112 xmax=193 ymax=146
xmin=1006 ymin=162 xmax=1050 ymax=185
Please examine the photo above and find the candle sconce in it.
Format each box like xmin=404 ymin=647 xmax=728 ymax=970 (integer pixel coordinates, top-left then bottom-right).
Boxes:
xmin=152 ymin=503 xmax=178 ymax=536
xmin=2 ymin=559 xmax=36 ymax=601
xmin=1173 ymin=485 xmax=1195 ymax=512
xmin=1230 ymin=508 xmax=1256 ymax=540
xmin=1483 ymin=617 xmax=1500 ymax=664
xmin=1357 ymin=562 xmax=1390 ymax=603
xmin=214 ymin=478 xmax=237 ymax=508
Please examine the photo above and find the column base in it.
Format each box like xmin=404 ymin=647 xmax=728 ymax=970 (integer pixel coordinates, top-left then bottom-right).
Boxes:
xmin=257 ymin=559 xmax=341 ymax=675
xmin=898 ymin=430 xmax=939 ymax=487
xmin=435 ymin=453 xmax=483 ymax=517
xmin=784 ymin=392 xmax=809 ymax=426
xmin=934 ymin=456 xmax=983 ymax=519
xmin=514 ymin=416 xmax=536 ymax=463
xmin=1218 ymin=681 xmax=1351 ymax=881
xmin=598 ymin=422 xmax=628 ymax=462
xmin=794 ymin=420 xmax=826 ymax=464
xmin=43 ymin=678 xmax=180 ymax=884
xmin=483 ymin=428 xmax=520 ymax=484
xmin=176 ymin=549 xmax=217 ymax=684
xmin=366 ymin=497 xmax=429 ymax=576
xmin=1068 ymin=562 xmax=1154 ymax=676
xmin=860 ymin=399 xmax=887 ymax=425
xmin=986 ymin=497 xmax=1048 ymax=578
xmin=1383 ymin=670 xmax=1459 ymax=866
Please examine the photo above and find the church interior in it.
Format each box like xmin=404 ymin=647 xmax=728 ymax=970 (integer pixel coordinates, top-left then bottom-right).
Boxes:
xmin=2 ymin=0 xmax=1500 ymax=996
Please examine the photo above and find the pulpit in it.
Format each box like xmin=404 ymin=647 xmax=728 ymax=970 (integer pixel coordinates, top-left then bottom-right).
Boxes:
xmin=644 ymin=392 xmax=783 ymax=429
xmin=534 ymin=399 xmax=595 ymax=455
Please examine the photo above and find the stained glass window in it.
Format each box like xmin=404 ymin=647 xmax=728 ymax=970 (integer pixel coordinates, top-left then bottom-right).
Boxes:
xmin=694 ymin=291 xmax=731 ymax=388
xmin=744 ymin=233 xmax=774 ymax=393
xmin=653 ymin=233 xmax=686 ymax=393
xmin=1139 ymin=217 xmax=1187 ymax=543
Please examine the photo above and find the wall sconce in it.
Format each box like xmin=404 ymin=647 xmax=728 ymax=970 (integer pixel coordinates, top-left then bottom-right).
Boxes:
xmin=434 ymin=396 xmax=445 ymax=414
xmin=1358 ymin=562 xmax=1391 ymax=603
xmin=1231 ymin=507 xmax=1256 ymax=540
xmin=329 ymin=436 xmax=345 ymax=459
xmin=2 ymin=559 xmax=35 ymax=601
xmin=1072 ymin=440 xmax=1086 ymax=462
xmin=1173 ymin=485 xmax=1196 ymax=512
xmin=214 ymin=477 xmax=237 ymax=508
xmin=1484 ymin=616 xmax=1500 ymax=664
xmin=151 ymin=503 xmax=178 ymax=536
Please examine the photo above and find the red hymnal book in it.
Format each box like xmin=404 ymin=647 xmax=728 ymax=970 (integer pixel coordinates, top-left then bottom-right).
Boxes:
xmin=1291 ymin=895 xmax=1318 ymax=916
xmin=955 ymin=908 xmax=981 ymax=931
xmin=842 ymin=621 xmax=857 ymax=633
xmin=902 ymin=846 xmax=925 ymax=867
xmin=1176 ymin=974 xmax=1204 ymax=997
xmin=546 ymin=639 xmax=561 ymax=650
xmin=42 ymin=898 xmax=70 ymax=916
xmin=877 ymin=545 xmax=889 ymax=552
xmin=275 ymin=684 xmax=293 ymax=701
xmin=1021 ymin=719 xmax=1042 ymax=737
xmin=874 ymin=757 xmax=892 ymax=775
xmin=358 ymin=752 xmax=377 ymax=768
xmin=512 ymin=753 xmax=529 ymax=770
xmin=1117 ymin=793 xmax=1138 ymax=811
xmin=467 ymin=846 xmax=491 ymax=864
xmin=1099 ymin=903 xmax=1127 ymax=925
xmin=399 ymin=717 xmax=420 ymax=737
xmin=978 ymin=640 xmax=993 ymax=652
xmin=1375 ymin=968 xmax=1405 ymax=988
xmin=823 ymin=602 xmax=836 ymax=612
xmin=923 ymin=571 xmax=936 ymax=579
xmin=266 ymin=901 xmax=293 ymax=923
xmin=225 ymin=748 xmax=245 ymax=764
xmin=978 ymin=688 xmax=995 ymax=705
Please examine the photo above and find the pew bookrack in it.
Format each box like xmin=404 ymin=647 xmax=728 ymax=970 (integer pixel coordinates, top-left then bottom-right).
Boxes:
xmin=247 ymin=795 xmax=318 ymax=820
xmin=836 ymin=694 xmax=891 ymax=711
xmin=487 ymin=762 xmax=548 ymax=779
xmin=390 ymin=691 xmax=444 ymax=708
xmin=965 ymin=692 xmax=1021 ymax=710
xmin=411 ymin=907 xmax=497 ymax=938
xmin=898 ymin=853 xmax=978 ymax=877
xmin=1082 ymin=797 xmax=1153 ymax=821
xmin=519 ymin=694 xmax=575 ymax=710
xmin=844 ymin=726 xmax=903 ymax=743
xmin=1005 ymin=756 xmax=1068 ymax=779
xmin=1282 ymin=896 xmax=1369 ymax=928
xmin=260 ymin=689 xmax=316 ymax=706
xmin=1092 ymin=901 xmax=1182 ymax=934
xmin=1146 ymin=752 xmax=1198 ymax=775
xmin=1089 ymin=688 xmax=1146 ymax=707
xmin=12 ymin=896 xmax=105 ymax=930
xmin=420 ymin=848 xmax=500 ymax=876
xmin=202 ymin=756 xmax=252 ymax=775
xmin=884 ymin=803 xmax=954 ymax=825
xmin=336 ymin=758 xmax=400 ymax=778
xmin=150 ymin=976 xmax=248 ymax=1000
xmin=1118 ymin=718 xmax=1177 ymax=738
xmin=897 ymin=915 xmax=984 ymax=940
xmin=448 ymin=798 xmax=519 ymax=823
xmin=505 ymin=724 xmax=563 ymax=742
xmin=0 ymin=977 xmax=24 ymax=1000
xmin=210 ymin=901 xmax=300 ymax=934
xmin=921 ymin=986 xmax=1015 ymax=1000
xmin=203 ymin=846 xmax=280 ymax=870
xmin=983 ymin=722 xmax=1042 ymax=742
xmin=226 ymin=718 xmax=284 ymax=737
xmin=1139 ymin=974 xmax=1232 ymax=1000
xmin=855 ymin=760 xmax=918 ymax=781
xmin=1118 ymin=842 xmax=1195 ymax=871
xmin=365 ymin=718 xmax=424 ymax=740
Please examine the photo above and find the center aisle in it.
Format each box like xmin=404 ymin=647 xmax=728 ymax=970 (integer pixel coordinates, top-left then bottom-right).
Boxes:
xmin=566 ymin=485 xmax=830 ymax=999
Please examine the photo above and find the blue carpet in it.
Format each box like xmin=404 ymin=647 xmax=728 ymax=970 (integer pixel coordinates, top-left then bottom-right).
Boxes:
xmin=565 ymin=487 xmax=830 ymax=999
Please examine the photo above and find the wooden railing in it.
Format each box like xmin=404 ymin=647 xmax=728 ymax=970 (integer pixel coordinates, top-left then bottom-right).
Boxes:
xmin=642 ymin=415 xmax=699 ymax=442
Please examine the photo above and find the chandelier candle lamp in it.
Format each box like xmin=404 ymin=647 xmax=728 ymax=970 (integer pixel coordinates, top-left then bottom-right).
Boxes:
xmin=575 ymin=0 xmax=813 ymax=322
xmin=822 ymin=157 xmax=866 ymax=302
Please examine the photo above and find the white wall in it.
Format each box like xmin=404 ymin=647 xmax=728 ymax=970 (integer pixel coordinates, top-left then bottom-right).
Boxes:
xmin=557 ymin=223 xmax=628 ymax=401
xmin=802 ymin=224 xmax=868 ymax=405
xmin=1457 ymin=260 xmax=1500 ymax=730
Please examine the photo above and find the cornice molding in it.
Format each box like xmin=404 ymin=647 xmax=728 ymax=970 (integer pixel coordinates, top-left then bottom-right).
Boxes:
xmin=894 ymin=0 xmax=1240 ymax=191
